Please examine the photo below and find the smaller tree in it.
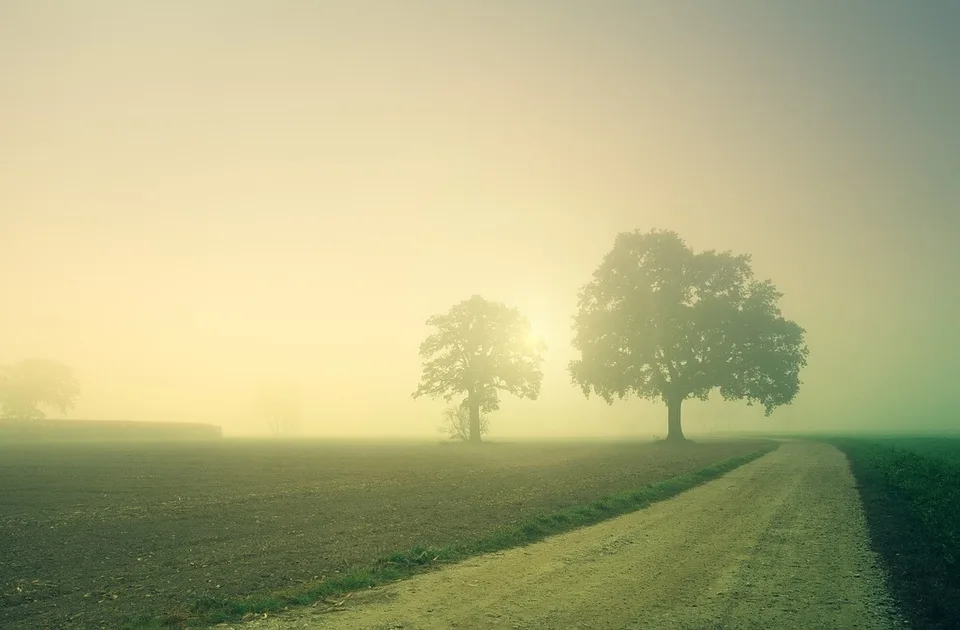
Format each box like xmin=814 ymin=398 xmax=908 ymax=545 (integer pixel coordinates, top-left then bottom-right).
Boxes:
xmin=439 ymin=400 xmax=490 ymax=441
xmin=256 ymin=382 xmax=303 ymax=436
xmin=413 ymin=295 xmax=545 ymax=442
xmin=0 ymin=358 xmax=81 ymax=421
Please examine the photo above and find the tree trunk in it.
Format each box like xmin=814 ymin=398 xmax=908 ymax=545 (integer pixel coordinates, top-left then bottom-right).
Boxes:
xmin=666 ymin=397 xmax=685 ymax=442
xmin=468 ymin=394 xmax=482 ymax=443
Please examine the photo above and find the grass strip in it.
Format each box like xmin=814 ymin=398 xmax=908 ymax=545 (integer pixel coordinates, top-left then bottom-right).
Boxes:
xmin=128 ymin=441 xmax=778 ymax=629
xmin=833 ymin=438 xmax=960 ymax=630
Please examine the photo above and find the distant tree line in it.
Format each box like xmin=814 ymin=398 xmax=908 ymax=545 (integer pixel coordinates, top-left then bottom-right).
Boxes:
xmin=413 ymin=229 xmax=809 ymax=442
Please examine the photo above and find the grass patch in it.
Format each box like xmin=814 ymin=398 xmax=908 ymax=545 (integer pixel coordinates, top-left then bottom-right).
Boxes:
xmin=833 ymin=437 xmax=960 ymax=630
xmin=132 ymin=442 xmax=777 ymax=629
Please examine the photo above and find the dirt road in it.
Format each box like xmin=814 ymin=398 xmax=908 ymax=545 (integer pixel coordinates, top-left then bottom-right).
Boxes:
xmin=243 ymin=442 xmax=902 ymax=629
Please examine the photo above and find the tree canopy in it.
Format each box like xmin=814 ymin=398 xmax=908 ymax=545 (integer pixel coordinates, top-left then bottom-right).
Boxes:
xmin=0 ymin=358 xmax=81 ymax=421
xmin=570 ymin=229 xmax=809 ymax=441
xmin=413 ymin=294 xmax=545 ymax=442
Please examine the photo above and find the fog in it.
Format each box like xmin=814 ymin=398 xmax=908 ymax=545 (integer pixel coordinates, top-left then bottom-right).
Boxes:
xmin=2 ymin=1 xmax=957 ymax=437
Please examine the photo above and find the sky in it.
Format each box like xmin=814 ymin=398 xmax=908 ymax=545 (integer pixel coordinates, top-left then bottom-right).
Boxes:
xmin=2 ymin=1 xmax=957 ymax=437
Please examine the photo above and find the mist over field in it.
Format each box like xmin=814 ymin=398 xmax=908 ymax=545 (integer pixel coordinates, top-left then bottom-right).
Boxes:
xmin=2 ymin=1 xmax=957 ymax=438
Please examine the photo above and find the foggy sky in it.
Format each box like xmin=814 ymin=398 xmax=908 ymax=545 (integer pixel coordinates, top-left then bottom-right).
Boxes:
xmin=2 ymin=1 xmax=957 ymax=436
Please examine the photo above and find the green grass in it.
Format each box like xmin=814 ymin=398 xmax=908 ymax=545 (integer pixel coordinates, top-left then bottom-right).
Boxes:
xmin=833 ymin=437 xmax=960 ymax=630
xmin=130 ymin=442 xmax=777 ymax=629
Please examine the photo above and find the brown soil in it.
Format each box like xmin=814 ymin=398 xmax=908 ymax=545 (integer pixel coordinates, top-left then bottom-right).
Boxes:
xmin=0 ymin=438 xmax=764 ymax=629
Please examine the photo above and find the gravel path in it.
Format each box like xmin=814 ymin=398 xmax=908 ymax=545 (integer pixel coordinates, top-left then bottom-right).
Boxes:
xmin=243 ymin=441 xmax=903 ymax=629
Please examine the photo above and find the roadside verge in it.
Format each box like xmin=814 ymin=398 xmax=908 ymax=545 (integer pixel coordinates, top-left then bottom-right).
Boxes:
xmin=834 ymin=438 xmax=960 ymax=630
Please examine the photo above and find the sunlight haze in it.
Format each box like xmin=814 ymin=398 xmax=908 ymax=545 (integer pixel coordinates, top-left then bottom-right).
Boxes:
xmin=2 ymin=1 xmax=957 ymax=436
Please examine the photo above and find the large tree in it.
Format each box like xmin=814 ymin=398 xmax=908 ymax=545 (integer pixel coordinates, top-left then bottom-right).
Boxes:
xmin=0 ymin=358 xmax=81 ymax=421
xmin=570 ymin=229 xmax=809 ymax=441
xmin=413 ymin=295 xmax=545 ymax=442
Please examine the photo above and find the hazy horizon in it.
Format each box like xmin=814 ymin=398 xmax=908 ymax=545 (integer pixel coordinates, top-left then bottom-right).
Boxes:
xmin=3 ymin=1 xmax=957 ymax=437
